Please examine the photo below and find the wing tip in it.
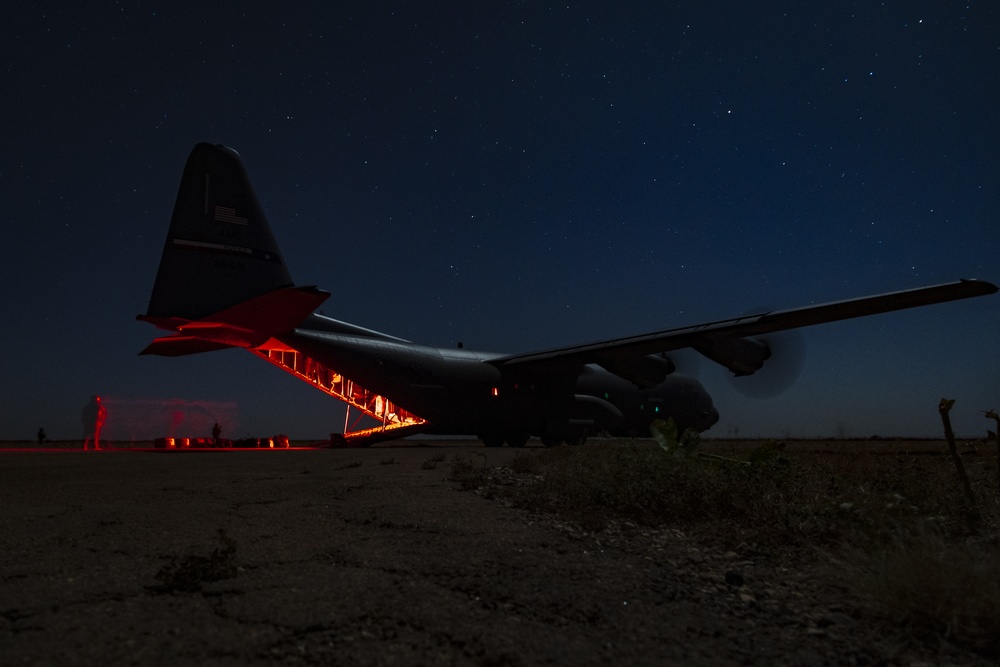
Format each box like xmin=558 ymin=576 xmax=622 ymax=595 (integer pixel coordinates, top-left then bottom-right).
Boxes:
xmin=960 ymin=278 xmax=998 ymax=294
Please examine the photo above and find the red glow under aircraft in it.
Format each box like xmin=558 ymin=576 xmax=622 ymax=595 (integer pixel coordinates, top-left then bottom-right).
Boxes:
xmin=138 ymin=144 xmax=997 ymax=446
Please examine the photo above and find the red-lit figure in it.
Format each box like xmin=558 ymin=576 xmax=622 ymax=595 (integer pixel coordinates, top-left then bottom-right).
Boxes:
xmin=82 ymin=395 xmax=107 ymax=450
xmin=212 ymin=422 xmax=222 ymax=447
xmin=169 ymin=408 xmax=184 ymax=437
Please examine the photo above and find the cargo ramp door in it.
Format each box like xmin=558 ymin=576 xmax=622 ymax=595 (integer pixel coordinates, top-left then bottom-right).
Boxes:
xmin=251 ymin=346 xmax=429 ymax=445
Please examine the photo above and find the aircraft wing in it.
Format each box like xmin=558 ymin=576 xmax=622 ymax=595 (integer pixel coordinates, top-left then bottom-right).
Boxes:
xmin=490 ymin=279 xmax=997 ymax=378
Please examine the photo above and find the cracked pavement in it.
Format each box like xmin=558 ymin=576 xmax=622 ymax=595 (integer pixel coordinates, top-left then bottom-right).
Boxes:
xmin=0 ymin=445 xmax=991 ymax=665
xmin=2 ymin=447 xmax=700 ymax=665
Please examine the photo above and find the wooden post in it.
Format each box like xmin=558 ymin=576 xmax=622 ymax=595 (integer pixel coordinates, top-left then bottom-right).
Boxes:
xmin=939 ymin=398 xmax=980 ymax=530
xmin=985 ymin=409 xmax=999 ymax=490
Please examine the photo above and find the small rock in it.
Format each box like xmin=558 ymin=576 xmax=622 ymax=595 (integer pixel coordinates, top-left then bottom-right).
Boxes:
xmin=817 ymin=612 xmax=857 ymax=629
xmin=725 ymin=570 xmax=744 ymax=587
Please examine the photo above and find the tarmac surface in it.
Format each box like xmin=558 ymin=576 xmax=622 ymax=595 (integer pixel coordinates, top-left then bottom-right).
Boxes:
xmin=0 ymin=442 xmax=990 ymax=666
xmin=2 ymin=444 xmax=699 ymax=666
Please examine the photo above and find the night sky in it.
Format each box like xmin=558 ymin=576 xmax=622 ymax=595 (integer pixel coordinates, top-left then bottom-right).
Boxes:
xmin=2 ymin=2 xmax=997 ymax=440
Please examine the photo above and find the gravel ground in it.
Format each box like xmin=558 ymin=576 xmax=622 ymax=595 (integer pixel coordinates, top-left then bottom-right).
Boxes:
xmin=0 ymin=444 xmax=991 ymax=666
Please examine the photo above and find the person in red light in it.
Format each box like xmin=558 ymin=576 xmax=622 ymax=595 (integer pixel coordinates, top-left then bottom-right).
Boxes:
xmin=82 ymin=395 xmax=107 ymax=450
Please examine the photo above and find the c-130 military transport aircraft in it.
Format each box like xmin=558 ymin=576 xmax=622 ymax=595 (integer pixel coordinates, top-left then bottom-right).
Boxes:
xmin=139 ymin=144 xmax=997 ymax=446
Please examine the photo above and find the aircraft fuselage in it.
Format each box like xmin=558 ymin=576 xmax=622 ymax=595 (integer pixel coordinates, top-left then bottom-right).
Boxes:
xmin=281 ymin=313 xmax=719 ymax=445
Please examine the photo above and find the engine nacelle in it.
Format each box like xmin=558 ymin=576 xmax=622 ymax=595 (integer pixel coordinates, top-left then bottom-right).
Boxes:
xmin=694 ymin=337 xmax=771 ymax=376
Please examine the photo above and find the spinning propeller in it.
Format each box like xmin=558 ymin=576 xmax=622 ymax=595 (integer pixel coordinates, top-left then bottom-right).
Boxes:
xmin=724 ymin=330 xmax=806 ymax=399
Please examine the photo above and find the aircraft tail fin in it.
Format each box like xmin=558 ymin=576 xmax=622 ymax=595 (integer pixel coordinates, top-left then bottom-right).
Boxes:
xmin=142 ymin=143 xmax=293 ymax=322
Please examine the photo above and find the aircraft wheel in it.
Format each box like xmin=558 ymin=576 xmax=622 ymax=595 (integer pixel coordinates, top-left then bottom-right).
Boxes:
xmin=506 ymin=433 xmax=529 ymax=448
xmin=481 ymin=434 xmax=504 ymax=448
xmin=565 ymin=435 xmax=587 ymax=446
xmin=540 ymin=435 xmax=562 ymax=447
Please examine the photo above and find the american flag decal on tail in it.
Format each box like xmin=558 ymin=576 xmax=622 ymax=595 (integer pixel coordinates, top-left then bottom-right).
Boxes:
xmin=214 ymin=205 xmax=248 ymax=225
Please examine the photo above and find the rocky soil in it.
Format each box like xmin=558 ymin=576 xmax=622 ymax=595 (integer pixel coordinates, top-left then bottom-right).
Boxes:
xmin=0 ymin=445 xmax=991 ymax=665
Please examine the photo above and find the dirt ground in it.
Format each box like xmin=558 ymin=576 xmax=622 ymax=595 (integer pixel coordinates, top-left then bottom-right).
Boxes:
xmin=0 ymin=441 xmax=992 ymax=666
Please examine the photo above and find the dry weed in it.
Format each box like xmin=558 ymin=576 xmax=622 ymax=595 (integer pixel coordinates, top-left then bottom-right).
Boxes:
xmin=475 ymin=439 xmax=1000 ymax=656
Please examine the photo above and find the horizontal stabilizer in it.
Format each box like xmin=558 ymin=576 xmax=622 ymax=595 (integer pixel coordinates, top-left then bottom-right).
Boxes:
xmin=138 ymin=285 xmax=329 ymax=354
xmin=140 ymin=336 xmax=236 ymax=357
xmin=180 ymin=285 xmax=329 ymax=337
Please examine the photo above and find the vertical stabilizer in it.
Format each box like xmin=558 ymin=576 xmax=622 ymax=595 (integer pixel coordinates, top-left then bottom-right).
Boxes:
xmin=144 ymin=143 xmax=293 ymax=321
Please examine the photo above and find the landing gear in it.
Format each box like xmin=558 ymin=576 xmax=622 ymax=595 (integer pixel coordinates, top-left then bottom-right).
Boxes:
xmin=479 ymin=433 xmax=528 ymax=447
xmin=480 ymin=432 xmax=529 ymax=447
xmin=542 ymin=428 xmax=587 ymax=447
xmin=506 ymin=432 xmax=529 ymax=448
xmin=480 ymin=434 xmax=505 ymax=448
xmin=540 ymin=431 xmax=588 ymax=447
